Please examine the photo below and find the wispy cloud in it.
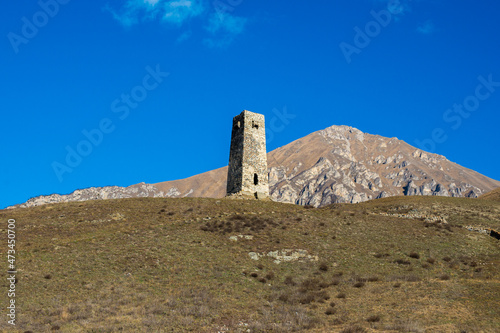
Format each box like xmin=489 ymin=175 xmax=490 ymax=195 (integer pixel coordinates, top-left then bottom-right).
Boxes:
xmin=203 ymin=11 xmax=247 ymax=48
xmin=373 ymin=0 xmax=412 ymax=16
xmin=162 ymin=0 xmax=204 ymax=25
xmin=106 ymin=0 xmax=204 ymax=27
xmin=106 ymin=0 xmax=247 ymax=47
xmin=416 ymin=20 xmax=435 ymax=34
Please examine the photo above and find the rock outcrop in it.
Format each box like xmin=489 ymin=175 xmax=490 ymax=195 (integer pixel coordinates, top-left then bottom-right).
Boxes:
xmin=6 ymin=183 xmax=166 ymax=209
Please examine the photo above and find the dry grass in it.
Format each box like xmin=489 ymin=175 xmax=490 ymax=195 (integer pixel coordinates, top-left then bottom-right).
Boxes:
xmin=0 ymin=195 xmax=499 ymax=331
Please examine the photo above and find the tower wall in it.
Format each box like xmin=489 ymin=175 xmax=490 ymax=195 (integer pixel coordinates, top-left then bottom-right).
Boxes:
xmin=226 ymin=110 xmax=269 ymax=198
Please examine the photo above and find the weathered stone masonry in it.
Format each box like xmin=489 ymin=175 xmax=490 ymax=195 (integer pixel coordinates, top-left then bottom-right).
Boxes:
xmin=226 ymin=110 xmax=269 ymax=199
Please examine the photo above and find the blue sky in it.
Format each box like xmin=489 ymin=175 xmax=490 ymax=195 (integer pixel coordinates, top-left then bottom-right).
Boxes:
xmin=1 ymin=0 xmax=500 ymax=208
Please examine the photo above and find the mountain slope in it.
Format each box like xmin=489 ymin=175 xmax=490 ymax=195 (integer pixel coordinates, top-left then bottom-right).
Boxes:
xmin=480 ymin=187 xmax=500 ymax=201
xmin=155 ymin=125 xmax=500 ymax=206
xmin=3 ymin=196 xmax=499 ymax=332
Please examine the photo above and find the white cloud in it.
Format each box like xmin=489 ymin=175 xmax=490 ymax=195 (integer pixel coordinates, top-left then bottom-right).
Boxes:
xmin=107 ymin=0 xmax=205 ymax=27
xmin=206 ymin=11 xmax=247 ymax=35
xmin=106 ymin=0 xmax=247 ymax=47
xmin=162 ymin=0 xmax=204 ymax=25
xmin=176 ymin=30 xmax=192 ymax=43
xmin=416 ymin=20 xmax=435 ymax=34
xmin=144 ymin=0 xmax=160 ymax=6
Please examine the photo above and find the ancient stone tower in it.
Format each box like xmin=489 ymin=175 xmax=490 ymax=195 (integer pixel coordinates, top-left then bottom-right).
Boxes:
xmin=226 ymin=110 xmax=269 ymax=199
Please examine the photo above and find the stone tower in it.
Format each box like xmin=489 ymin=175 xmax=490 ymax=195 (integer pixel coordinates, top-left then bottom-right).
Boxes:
xmin=226 ymin=110 xmax=269 ymax=199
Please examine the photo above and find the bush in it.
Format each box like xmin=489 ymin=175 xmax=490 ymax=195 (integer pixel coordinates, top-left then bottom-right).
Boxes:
xmin=331 ymin=278 xmax=341 ymax=286
xmin=409 ymin=252 xmax=420 ymax=259
xmin=439 ymin=274 xmax=450 ymax=281
xmin=284 ymin=276 xmax=296 ymax=286
xmin=299 ymin=294 xmax=315 ymax=304
xmin=325 ymin=307 xmax=336 ymax=315
xmin=336 ymin=293 xmax=346 ymax=299
xmin=426 ymin=258 xmax=436 ymax=264
xmin=367 ymin=314 xmax=381 ymax=323
xmin=340 ymin=326 xmax=367 ymax=333
xmin=353 ymin=282 xmax=365 ymax=288
xmin=443 ymin=256 xmax=452 ymax=262
xmin=319 ymin=262 xmax=329 ymax=272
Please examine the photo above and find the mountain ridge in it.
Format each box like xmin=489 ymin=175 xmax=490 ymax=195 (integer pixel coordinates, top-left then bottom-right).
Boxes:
xmin=7 ymin=125 xmax=500 ymax=209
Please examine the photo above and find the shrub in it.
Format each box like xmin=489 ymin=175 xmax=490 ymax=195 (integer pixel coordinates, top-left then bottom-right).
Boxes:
xmin=250 ymin=272 xmax=258 ymax=278
xmin=329 ymin=301 xmax=336 ymax=307
xmin=367 ymin=276 xmax=379 ymax=282
xmin=353 ymin=282 xmax=365 ymax=288
xmin=319 ymin=262 xmax=328 ymax=272
xmin=393 ymin=282 xmax=401 ymax=288
xmin=439 ymin=274 xmax=450 ymax=281
xmin=299 ymin=278 xmax=320 ymax=292
xmin=299 ymin=294 xmax=315 ymax=304
xmin=331 ymin=278 xmax=341 ymax=286
xmin=257 ymin=264 xmax=264 ymax=270
xmin=340 ymin=326 xmax=367 ymax=333
xmin=367 ymin=314 xmax=381 ymax=323
xmin=394 ymin=259 xmax=411 ymax=265
xmin=336 ymin=293 xmax=346 ymax=299
xmin=284 ymin=276 xmax=296 ymax=286
xmin=325 ymin=307 xmax=336 ymax=315
xmin=409 ymin=252 xmax=420 ymax=259
xmin=443 ymin=256 xmax=452 ymax=262
xmin=319 ymin=282 xmax=329 ymax=289
xmin=265 ymin=272 xmax=275 ymax=280
xmin=258 ymin=278 xmax=267 ymax=283
xmin=426 ymin=258 xmax=436 ymax=264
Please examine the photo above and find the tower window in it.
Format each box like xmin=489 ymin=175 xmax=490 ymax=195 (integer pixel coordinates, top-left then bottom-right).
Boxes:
xmin=252 ymin=121 xmax=259 ymax=129
xmin=236 ymin=121 xmax=241 ymax=129
xmin=254 ymin=173 xmax=259 ymax=185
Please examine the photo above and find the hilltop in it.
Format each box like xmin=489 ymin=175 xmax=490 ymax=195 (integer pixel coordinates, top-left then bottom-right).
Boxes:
xmin=2 ymin=195 xmax=499 ymax=332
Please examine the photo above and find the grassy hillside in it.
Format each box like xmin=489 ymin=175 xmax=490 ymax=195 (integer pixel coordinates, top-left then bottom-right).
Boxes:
xmin=1 ymin=196 xmax=499 ymax=332
xmin=480 ymin=187 xmax=500 ymax=202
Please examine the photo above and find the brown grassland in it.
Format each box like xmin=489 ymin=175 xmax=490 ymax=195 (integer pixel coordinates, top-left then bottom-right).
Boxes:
xmin=0 ymin=195 xmax=499 ymax=332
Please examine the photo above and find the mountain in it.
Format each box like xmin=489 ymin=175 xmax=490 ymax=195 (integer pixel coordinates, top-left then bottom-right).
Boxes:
xmin=8 ymin=125 xmax=500 ymax=209
xmin=154 ymin=125 xmax=500 ymax=206
xmin=7 ymin=183 xmax=165 ymax=209
xmin=480 ymin=187 xmax=500 ymax=201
